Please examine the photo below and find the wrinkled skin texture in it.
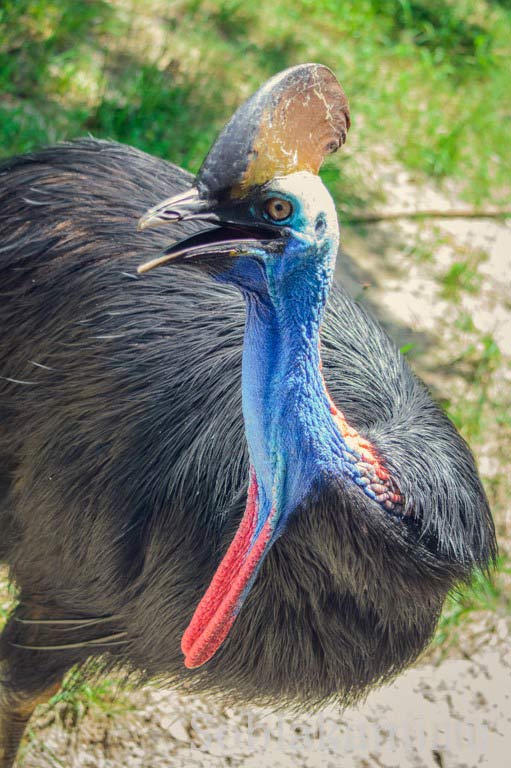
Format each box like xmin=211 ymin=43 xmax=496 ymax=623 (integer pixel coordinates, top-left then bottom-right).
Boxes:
xmin=0 ymin=141 xmax=495 ymax=722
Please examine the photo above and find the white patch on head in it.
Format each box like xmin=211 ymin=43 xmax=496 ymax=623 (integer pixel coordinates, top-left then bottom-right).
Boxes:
xmin=266 ymin=171 xmax=339 ymax=263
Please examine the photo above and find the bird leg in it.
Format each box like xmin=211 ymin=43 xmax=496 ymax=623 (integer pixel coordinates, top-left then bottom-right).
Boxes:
xmin=0 ymin=681 xmax=61 ymax=768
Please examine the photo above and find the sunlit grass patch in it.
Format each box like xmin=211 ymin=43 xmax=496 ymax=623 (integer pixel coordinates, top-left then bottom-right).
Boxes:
xmin=439 ymin=256 xmax=486 ymax=302
xmin=48 ymin=670 xmax=135 ymax=723
xmin=0 ymin=0 xmax=510 ymax=205
xmin=434 ymin=555 xmax=511 ymax=655
xmin=443 ymin=333 xmax=503 ymax=442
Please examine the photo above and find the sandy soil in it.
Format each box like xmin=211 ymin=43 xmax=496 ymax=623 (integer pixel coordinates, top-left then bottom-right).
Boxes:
xmin=7 ymin=163 xmax=511 ymax=767
xmin=20 ymin=622 xmax=511 ymax=768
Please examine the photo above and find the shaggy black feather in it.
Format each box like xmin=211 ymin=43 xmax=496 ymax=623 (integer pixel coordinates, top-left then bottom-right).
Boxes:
xmin=0 ymin=139 xmax=496 ymax=713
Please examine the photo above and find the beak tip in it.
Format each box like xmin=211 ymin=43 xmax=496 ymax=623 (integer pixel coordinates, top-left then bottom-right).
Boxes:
xmin=137 ymin=212 xmax=156 ymax=231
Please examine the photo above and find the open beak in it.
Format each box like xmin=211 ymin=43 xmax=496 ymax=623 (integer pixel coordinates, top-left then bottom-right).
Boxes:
xmin=137 ymin=187 xmax=281 ymax=274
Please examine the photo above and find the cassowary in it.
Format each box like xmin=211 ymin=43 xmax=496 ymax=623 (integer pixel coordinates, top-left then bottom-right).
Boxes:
xmin=0 ymin=64 xmax=495 ymax=766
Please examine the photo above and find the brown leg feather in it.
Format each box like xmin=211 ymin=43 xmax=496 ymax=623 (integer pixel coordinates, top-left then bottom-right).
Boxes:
xmin=0 ymin=682 xmax=61 ymax=768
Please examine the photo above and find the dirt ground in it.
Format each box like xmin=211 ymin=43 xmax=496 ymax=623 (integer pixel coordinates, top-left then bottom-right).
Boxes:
xmin=7 ymin=162 xmax=511 ymax=767
xmin=18 ymin=628 xmax=511 ymax=768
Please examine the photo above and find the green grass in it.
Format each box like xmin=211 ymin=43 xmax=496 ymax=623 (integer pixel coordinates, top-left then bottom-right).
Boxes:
xmin=0 ymin=0 xmax=510 ymax=206
xmin=444 ymin=332 xmax=503 ymax=442
xmin=48 ymin=672 xmax=134 ymax=722
xmin=440 ymin=260 xmax=484 ymax=301
xmin=433 ymin=555 xmax=511 ymax=654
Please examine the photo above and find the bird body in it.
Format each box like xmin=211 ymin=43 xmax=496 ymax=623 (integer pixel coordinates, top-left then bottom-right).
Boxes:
xmin=0 ymin=64 xmax=495 ymax=767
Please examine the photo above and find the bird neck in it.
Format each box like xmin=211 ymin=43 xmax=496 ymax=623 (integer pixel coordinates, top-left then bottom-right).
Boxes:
xmin=242 ymin=258 xmax=337 ymax=526
xmin=241 ymin=261 xmax=402 ymax=533
xmin=180 ymin=253 xmax=403 ymax=669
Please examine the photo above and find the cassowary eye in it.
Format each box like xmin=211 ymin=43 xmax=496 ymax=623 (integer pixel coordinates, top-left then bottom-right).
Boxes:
xmin=264 ymin=197 xmax=293 ymax=222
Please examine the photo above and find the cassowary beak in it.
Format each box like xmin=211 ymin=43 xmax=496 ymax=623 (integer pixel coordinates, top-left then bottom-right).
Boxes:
xmin=137 ymin=188 xmax=280 ymax=274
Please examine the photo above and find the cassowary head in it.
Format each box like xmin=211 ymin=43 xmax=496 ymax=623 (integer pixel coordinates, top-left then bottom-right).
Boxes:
xmin=137 ymin=64 xmax=495 ymax=695
xmin=138 ymin=63 xmax=347 ymax=299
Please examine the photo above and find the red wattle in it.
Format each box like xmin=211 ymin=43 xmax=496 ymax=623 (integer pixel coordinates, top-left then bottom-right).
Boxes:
xmin=181 ymin=470 xmax=276 ymax=668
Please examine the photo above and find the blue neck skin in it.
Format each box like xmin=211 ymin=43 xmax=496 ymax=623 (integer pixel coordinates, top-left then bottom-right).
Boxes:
xmin=231 ymin=237 xmax=346 ymax=537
